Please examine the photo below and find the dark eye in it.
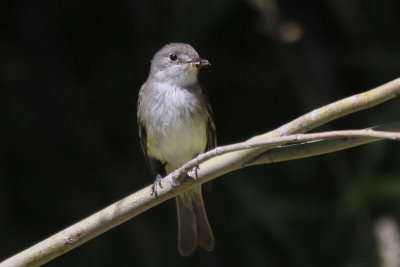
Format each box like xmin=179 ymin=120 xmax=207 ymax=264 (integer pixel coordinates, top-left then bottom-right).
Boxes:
xmin=169 ymin=54 xmax=177 ymax=61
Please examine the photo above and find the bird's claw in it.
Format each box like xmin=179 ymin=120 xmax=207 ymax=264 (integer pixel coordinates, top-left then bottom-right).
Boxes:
xmin=188 ymin=166 xmax=200 ymax=180
xmin=150 ymin=174 xmax=163 ymax=198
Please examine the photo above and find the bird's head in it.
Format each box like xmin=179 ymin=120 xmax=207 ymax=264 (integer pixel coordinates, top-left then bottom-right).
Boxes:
xmin=149 ymin=43 xmax=210 ymax=87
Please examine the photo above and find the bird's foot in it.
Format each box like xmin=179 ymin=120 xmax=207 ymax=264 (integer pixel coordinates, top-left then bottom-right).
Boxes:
xmin=188 ymin=165 xmax=200 ymax=180
xmin=150 ymin=174 xmax=163 ymax=198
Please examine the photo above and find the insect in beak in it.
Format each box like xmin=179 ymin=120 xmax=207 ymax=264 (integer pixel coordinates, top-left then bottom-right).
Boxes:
xmin=182 ymin=58 xmax=211 ymax=68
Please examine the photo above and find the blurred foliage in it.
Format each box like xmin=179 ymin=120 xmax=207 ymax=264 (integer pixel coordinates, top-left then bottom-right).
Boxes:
xmin=2 ymin=0 xmax=400 ymax=266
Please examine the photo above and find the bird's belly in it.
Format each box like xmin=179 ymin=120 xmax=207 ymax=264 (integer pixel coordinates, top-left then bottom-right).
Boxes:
xmin=147 ymin=114 xmax=207 ymax=173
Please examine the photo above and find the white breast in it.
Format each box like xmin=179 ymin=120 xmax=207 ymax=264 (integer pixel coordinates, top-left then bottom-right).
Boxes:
xmin=144 ymin=83 xmax=207 ymax=173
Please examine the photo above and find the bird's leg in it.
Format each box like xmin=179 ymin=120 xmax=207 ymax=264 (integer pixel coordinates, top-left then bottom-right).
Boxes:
xmin=150 ymin=174 xmax=163 ymax=198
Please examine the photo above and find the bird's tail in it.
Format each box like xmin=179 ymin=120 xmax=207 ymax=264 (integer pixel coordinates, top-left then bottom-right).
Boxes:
xmin=176 ymin=185 xmax=214 ymax=256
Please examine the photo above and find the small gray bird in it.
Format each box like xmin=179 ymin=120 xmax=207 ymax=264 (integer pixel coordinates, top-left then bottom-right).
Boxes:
xmin=137 ymin=43 xmax=216 ymax=256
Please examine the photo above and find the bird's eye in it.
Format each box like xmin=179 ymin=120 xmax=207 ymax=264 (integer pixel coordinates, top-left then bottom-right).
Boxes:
xmin=169 ymin=54 xmax=177 ymax=61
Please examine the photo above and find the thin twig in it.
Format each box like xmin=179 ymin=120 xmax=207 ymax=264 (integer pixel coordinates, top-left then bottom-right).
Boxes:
xmin=176 ymin=127 xmax=400 ymax=180
xmin=250 ymin=122 xmax=400 ymax=165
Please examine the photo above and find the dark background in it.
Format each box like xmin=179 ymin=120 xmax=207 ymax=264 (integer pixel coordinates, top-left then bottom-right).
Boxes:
xmin=2 ymin=0 xmax=400 ymax=266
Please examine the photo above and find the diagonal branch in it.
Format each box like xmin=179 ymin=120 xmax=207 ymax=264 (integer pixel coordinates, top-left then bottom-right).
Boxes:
xmin=189 ymin=78 xmax=400 ymax=184
xmin=1 ymin=78 xmax=400 ymax=267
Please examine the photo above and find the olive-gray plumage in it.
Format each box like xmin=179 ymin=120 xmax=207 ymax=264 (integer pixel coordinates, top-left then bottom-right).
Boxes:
xmin=137 ymin=43 xmax=216 ymax=256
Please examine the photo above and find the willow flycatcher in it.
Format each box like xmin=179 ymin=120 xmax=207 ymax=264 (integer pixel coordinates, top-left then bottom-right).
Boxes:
xmin=137 ymin=43 xmax=216 ymax=256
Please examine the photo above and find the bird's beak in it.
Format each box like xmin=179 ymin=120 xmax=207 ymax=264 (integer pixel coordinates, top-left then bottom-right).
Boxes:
xmin=182 ymin=58 xmax=211 ymax=68
xmin=196 ymin=58 xmax=211 ymax=68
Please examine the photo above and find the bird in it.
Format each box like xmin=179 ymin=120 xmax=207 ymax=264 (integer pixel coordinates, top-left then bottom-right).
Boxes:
xmin=137 ymin=43 xmax=216 ymax=256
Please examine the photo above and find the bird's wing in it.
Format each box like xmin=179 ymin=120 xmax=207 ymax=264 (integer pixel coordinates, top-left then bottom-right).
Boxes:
xmin=204 ymin=91 xmax=217 ymax=151
xmin=137 ymin=83 xmax=165 ymax=177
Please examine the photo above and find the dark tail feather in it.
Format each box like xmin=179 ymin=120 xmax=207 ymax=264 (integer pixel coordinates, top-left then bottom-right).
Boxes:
xmin=192 ymin=187 xmax=215 ymax=251
xmin=176 ymin=193 xmax=197 ymax=256
xmin=176 ymin=186 xmax=214 ymax=256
